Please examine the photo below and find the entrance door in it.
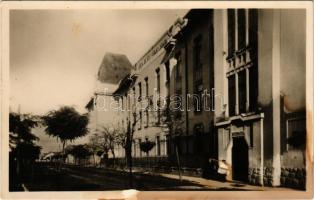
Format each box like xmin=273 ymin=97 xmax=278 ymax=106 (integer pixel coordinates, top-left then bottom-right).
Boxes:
xmin=232 ymin=136 xmax=249 ymax=182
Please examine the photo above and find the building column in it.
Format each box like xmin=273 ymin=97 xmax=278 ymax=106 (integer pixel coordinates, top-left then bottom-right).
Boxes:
xmin=235 ymin=9 xmax=238 ymax=51
xmin=245 ymin=9 xmax=249 ymax=46
xmin=246 ymin=67 xmax=250 ymax=112
xmin=235 ymin=72 xmax=239 ymax=115
xmin=260 ymin=114 xmax=265 ymax=186
xmin=222 ymin=10 xmax=229 ymax=118
xmin=164 ymin=137 xmax=168 ymax=156
xmin=272 ymin=10 xmax=281 ymax=186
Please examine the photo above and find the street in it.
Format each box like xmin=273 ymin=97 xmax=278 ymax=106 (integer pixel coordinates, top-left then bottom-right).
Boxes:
xmin=21 ymin=163 xmax=295 ymax=191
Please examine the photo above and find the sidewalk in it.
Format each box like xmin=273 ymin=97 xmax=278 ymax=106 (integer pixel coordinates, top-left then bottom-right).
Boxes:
xmin=142 ymin=171 xmax=297 ymax=191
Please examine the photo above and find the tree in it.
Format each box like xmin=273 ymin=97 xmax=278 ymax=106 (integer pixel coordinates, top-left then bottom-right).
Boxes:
xmin=91 ymin=125 xmax=125 ymax=167
xmin=88 ymin=133 xmax=104 ymax=166
xmin=150 ymin=95 xmax=185 ymax=180
xmin=139 ymin=140 xmax=156 ymax=168
xmin=9 ymin=112 xmax=39 ymax=148
xmin=9 ymin=112 xmax=41 ymax=188
xmin=66 ymin=144 xmax=92 ymax=166
xmin=42 ymin=106 xmax=89 ymax=166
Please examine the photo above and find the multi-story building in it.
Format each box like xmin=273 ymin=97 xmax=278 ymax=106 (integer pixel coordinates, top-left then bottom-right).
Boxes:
xmin=112 ymin=18 xmax=188 ymax=166
xmin=213 ymin=9 xmax=306 ymax=188
xmin=167 ymin=10 xmax=216 ymax=169
xmin=86 ymin=52 xmax=133 ymax=160
xmin=110 ymin=9 xmax=306 ymax=188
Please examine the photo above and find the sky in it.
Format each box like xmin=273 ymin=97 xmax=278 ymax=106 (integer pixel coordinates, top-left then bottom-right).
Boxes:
xmin=10 ymin=9 xmax=188 ymax=115
xmin=10 ymin=9 xmax=188 ymax=153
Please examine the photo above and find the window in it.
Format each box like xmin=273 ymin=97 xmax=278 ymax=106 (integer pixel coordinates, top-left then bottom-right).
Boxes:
xmin=126 ymin=94 xmax=130 ymax=111
xmin=174 ymin=89 xmax=182 ymax=119
xmin=193 ymin=35 xmax=202 ymax=71
xmin=226 ymin=9 xmax=258 ymax=115
xmin=237 ymin=9 xmax=246 ymax=50
xmin=238 ymin=70 xmax=247 ymax=113
xmin=228 ymin=75 xmax=236 ymax=116
xmin=287 ymin=117 xmax=306 ymax=150
xmin=248 ymin=9 xmax=258 ymax=112
xmin=249 ymin=9 xmax=258 ymax=51
xmin=227 ymin=9 xmax=235 ymax=56
xmin=193 ymin=35 xmax=203 ymax=114
xmin=133 ymin=140 xmax=136 ymax=157
xmin=175 ymin=52 xmax=182 ymax=80
xmin=156 ymin=68 xmax=160 ymax=94
xmin=145 ymin=110 xmax=149 ymax=127
xmin=165 ymin=61 xmax=170 ymax=84
xmin=138 ymin=82 xmax=142 ymax=101
xmin=133 ymin=112 xmax=136 ymax=126
xmin=138 ymin=111 xmax=142 ymax=130
xmin=132 ymin=87 xmax=136 ymax=107
xmin=139 ymin=139 xmax=142 ymax=157
xmin=194 ymin=83 xmax=203 ymax=114
xmin=156 ymin=136 xmax=161 ymax=156
xmin=121 ymin=96 xmax=124 ymax=110
xmin=144 ymin=77 xmax=149 ymax=127
xmin=156 ymin=68 xmax=161 ymax=124
xmin=145 ymin=77 xmax=149 ymax=97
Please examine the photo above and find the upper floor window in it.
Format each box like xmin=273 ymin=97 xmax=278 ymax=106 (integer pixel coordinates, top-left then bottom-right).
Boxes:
xmin=226 ymin=9 xmax=258 ymax=116
xmin=175 ymin=52 xmax=182 ymax=80
xmin=228 ymin=75 xmax=236 ymax=116
xmin=193 ymin=35 xmax=203 ymax=114
xmin=138 ymin=111 xmax=142 ymax=130
xmin=227 ymin=9 xmax=235 ymax=56
xmin=145 ymin=77 xmax=149 ymax=97
xmin=132 ymin=87 xmax=136 ymax=108
xmin=175 ymin=89 xmax=182 ymax=119
xmin=237 ymin=9 xmax=246 ymax=50
xmin=193 ymin=35 xmax=202 ymax=71
xmin=138 ymin=82 xmax=142 ymax=101
xmin=156 ymin=136 xmax=161 ymax=156
xmin=121 ymin=96 xmax=124 ymax=110
xmin=194 ymin=82 xmax=204 ymax=114
xmin=156 ymin=68 xmax=160 ymax=95
xmin=165 ymin=61 xmax=170 ymax=84
xmin=238 ymin=70 xmax=247 ymax=114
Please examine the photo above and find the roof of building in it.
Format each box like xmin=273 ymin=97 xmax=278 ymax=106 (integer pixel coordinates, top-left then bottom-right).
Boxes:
xmin=112 ymin=73 xmax=138 ymax=97
xmin=97 ymin=52 xmax=133 ymax=84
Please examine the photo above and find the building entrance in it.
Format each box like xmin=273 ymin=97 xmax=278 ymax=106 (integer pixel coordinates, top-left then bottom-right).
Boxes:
xmin=232 ymin=136 xmax=249 ymax=182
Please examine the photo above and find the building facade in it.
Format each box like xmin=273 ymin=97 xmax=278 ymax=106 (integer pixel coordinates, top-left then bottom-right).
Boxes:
xmin=107 ymin=9 xmax=306 ymax=188
xmin=112 ymin=18 xmax=188 ymax=167
xmin=213 ymin=9 xmax=306 ymax=188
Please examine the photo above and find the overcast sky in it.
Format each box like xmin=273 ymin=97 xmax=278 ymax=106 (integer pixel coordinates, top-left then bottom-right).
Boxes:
xmin=10 ymin=9 xmax=188 ymax=115
xmin=10 ymin=9 xmax=188 ymax=153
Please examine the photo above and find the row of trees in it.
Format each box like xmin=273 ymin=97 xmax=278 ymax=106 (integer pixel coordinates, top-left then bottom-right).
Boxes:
xmin=87 ymin=125 xmax=156 ymax=167
xmin=10 ymin=101 xmax=182 ymax=188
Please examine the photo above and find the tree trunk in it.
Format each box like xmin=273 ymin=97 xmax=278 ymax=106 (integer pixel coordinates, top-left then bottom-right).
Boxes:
xmin=126 ymin=133 xmax=133 ymax=187
xmin=146 ymin=152 xmax=149 ymax=170
xmin=16 ymin=148 xmax=20 ymax=177
xmin=93 ymin=154 xmax=96 ymax=166
xmin=175 ymin=144 xmax=182 ymax=181
xmin=58 ymin=140 xmax=66 ymax=171
xmin=111 ymin=149 xmax=116 ymax=168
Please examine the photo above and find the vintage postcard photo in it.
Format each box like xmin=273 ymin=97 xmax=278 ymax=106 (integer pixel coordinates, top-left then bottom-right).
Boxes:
xmin=1 ymin=1 xmax=313 ymax=199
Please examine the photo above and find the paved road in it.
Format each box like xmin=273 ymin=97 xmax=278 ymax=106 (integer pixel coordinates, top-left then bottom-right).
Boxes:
xmin=23 ymin=164 xmax=295 ymax=191
xmin=24 ymin=164 xmax=207 ymax=191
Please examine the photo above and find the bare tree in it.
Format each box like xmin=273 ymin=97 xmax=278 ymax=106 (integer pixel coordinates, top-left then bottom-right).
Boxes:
xmin=150 ymin=95 xmax=185 ymax=180
xmin=88 ymin=133 xmax=103 ymax=166
xmin=92 ymin=125 xmax=127 ymax=167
